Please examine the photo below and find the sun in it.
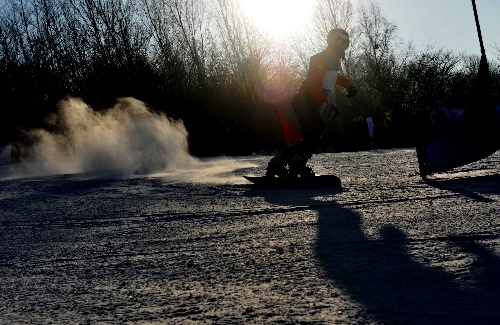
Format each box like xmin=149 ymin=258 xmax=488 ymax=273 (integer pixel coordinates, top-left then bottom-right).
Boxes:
xmin=239 ymin=0 xmax=313 ymax=39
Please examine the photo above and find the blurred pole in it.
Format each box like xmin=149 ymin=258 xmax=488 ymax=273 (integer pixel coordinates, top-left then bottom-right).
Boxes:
xmin=471 ymin=0 xmax=486 ymax=58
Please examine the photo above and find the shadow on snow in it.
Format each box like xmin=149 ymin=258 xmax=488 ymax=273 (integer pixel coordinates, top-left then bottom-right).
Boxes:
xmin=246 ymin=174 xmax=500 ymax=325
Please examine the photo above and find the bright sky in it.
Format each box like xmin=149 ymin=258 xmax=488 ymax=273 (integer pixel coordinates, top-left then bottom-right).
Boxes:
xmin=240 ymin=0 xmax=314 ymax=39
xmin=375 ymin=0 xmax=500 ymax=58
xmin=240 ymin=0 xmax=500 ymax=58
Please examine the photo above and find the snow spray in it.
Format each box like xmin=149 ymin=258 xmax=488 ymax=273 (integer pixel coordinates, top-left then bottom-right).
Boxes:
xmin=3 ymin=97 xmax=255 ymax=182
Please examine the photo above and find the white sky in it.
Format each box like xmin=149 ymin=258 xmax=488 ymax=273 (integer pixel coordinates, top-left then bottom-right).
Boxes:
xmin=240 ymin=0 xmax=314 ymax=39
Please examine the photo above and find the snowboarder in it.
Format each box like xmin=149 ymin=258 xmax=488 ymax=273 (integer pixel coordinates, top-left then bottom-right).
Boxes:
xmin=265 ymin=28 xmax=358 ymax=177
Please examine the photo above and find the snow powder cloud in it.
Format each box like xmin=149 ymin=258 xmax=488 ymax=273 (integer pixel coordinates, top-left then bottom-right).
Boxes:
xmin=1 ymin=97 xmax=255 ymax=183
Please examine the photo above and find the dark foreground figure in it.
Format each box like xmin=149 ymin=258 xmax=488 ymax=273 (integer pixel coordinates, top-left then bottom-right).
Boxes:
xmin=265 ymin=28 xmax=357 ymax=178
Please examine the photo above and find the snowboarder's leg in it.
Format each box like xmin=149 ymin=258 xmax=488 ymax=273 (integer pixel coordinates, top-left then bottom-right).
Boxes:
xmin=265 ymin=153 xmax=289 ymax=177
xmin=265 ymin=91 xmax=325 ymax=177
xmin=288 ymin=93 xmax=325 ymax=177
xmin=265 ymin=137 xmax=313 ymax=177
xmin=289 ymin=152 xmax=315 ymax=177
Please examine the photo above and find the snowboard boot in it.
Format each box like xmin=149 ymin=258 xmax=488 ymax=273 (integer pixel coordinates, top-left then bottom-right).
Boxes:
xmin=265 ymin=154 xmax=289 ymax=177
xmin=289 ymin=153 xmax=315 ymax=177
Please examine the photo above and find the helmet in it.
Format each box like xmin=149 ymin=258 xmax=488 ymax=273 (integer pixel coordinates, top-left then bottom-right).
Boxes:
xmin=327 ymin=28 xmax=350 ymax=49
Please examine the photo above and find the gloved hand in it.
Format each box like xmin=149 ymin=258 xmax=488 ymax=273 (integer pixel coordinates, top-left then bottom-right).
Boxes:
xmin=345 ymin=82 xmax=357 ymax=98
xmin=321 ymin=100 xmax=340 ymax=120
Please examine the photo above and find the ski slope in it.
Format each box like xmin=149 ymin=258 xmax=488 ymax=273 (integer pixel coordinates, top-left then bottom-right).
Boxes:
xmin=1 ymin=149 xmax=499 ymax=324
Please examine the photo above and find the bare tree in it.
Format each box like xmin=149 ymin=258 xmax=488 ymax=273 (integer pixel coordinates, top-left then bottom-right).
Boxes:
xmin=211 ymin=0 xmax=272 ymax=96
xmin=169 ymin=0 xmax=209 ymax=89
xmin=347 ymin=1 xmax=401 ymax=120
xmin=291 ymin=0 xmax=356 ymax=74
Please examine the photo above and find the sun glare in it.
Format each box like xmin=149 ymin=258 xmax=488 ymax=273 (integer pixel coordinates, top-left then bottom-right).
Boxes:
xmin=240 ymin=0 xmax=313 ymax=39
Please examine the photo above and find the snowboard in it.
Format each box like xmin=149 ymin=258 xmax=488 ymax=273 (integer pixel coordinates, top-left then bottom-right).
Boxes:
xmin=244 ymin=175 xmax=341 ymax=188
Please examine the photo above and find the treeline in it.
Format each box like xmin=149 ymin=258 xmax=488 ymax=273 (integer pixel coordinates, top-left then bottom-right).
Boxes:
xmin=1 ymin=0 xmax=498 ymax=156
